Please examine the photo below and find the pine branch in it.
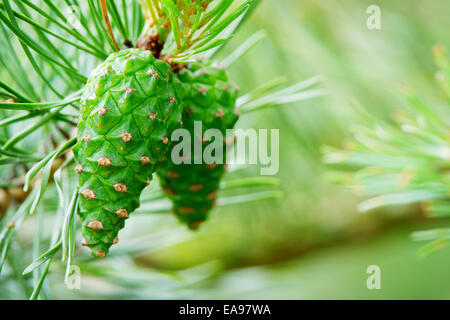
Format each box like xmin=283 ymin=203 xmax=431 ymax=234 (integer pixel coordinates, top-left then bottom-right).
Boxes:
xmin=323 ymin=45 xmax=450 ymax=254
xmin=0 ymin=0 xmax=327 ymax=297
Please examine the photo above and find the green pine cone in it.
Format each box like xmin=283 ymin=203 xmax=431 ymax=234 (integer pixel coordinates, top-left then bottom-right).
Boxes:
xmin=156 ymin=61 xmax=239 ymax=229
xmin=73 ymin=48 xmax=183 ymax=257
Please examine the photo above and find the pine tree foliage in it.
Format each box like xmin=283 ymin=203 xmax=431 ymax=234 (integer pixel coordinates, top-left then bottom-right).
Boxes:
xmin=323 ymin=45 xmax=450 ymax=256
xmin=0 ymin=0 xmax=324 ymax=298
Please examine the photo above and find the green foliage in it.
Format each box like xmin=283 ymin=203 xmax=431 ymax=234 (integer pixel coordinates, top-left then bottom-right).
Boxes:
xmin=323 ymin=45 xmax=450 ymax=255
xmin=138 ymin=0 xmax=255 ymax=61
xmin=0 ymin=0 xmax=322 ymax=299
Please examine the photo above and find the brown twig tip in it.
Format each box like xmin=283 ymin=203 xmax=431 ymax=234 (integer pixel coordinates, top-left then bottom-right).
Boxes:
xmin=98 ymin=157 xmax=112 ymax=167
xmin=82 ymin=135 xmax=90 ymax=143
xmin=0 ymin=189 xmax=9 ymax=215
xmin=113 ymin=183 xmax=128 ymax=193
xmin=75 ymin=164 xmax=83 ymax=174
xmin=96 ymin=250 xmax=106 ymax=258
xmin=81 ymin=189 xmax=96 ymax=200
xmin=112 ymin=236 xmax=119 ymax=245
xmin=81 ymin=238 xmax=89 ymax=246
xmin=162 ymin=136 xmax=169 ymax=144
xmin=146 ymin=177 xmax=151 ymax=186
xmin=88 ymin=220 xmax=104 ymax=230
xmin=137 ymin=34 xmax=163 ymax=58
xmin=140 ymin=156 xmax=151 ymax=165
xmin=148 ymin=112 xmax=157 ymax=120
xmin=169 ymin=96 xmax=175 ymax=103
xmin=98 ymin=107 xmax=110 ymax=116
xmin=121 ymin=132 xmax=133 ymax=143
xmin=7 ymin=221 xmax=15 ymax=229
xmin=115 ymin=208 xmax=128 ymax=218
xmin=179 ymin=207 xmax=196 ymax=214
xmin=189 ymin=184 xmax=204 ymax=192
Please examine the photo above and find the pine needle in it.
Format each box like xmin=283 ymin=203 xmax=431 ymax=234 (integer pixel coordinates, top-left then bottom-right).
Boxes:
xmin=100 ymin=0 xmax=120 ymax=51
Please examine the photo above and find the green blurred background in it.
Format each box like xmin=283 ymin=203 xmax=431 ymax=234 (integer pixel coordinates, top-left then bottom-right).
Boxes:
xmin=126 ymin=0 xmax=450 ymax=299
xmin=147 ymin=0 xmax=450 ymax=299
xmin=3 ymin=0 xmax=450 ymax=299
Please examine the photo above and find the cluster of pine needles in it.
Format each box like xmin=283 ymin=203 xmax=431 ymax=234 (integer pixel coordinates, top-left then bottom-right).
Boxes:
xmin=0 ymin=0 xmax=324 ymax=299
xmin=323 ymin=45 xmax=450 ymax=258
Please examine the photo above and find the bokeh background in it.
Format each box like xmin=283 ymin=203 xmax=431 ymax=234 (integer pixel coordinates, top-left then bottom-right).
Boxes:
xmin=2 ymin=0 xmax=450 ymax=299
